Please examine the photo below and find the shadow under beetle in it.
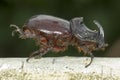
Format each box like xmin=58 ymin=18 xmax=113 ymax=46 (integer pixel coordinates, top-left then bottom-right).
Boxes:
xmin=10 ymin=15 xmax=108 ymax=67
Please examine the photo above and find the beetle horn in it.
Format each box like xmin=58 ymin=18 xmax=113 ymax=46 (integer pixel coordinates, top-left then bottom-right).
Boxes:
xmin=93 ymin=20 xmax=104 ymax=38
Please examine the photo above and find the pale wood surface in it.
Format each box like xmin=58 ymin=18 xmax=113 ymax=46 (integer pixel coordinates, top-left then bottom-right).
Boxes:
xmin=0 ymin=57 xmax=120 ymax=80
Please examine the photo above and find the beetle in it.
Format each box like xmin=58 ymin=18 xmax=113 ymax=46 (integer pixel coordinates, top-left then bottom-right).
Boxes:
xmin=10 ymin=15 xmax=108 ymax=67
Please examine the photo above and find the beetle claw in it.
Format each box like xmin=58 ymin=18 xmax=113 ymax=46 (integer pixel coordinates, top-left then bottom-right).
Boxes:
xmin=85 ymin=52 xmax=94 ymax=68
xmin=11 ymin=30 xmax=16 ymax=36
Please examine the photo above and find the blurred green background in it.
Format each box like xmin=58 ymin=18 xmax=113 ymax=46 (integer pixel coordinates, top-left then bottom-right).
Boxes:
xmin=0 ymin=0 xmax=120 ymax=57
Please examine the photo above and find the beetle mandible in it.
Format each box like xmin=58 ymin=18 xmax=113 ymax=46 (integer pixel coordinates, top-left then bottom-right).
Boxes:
xmin=10 ymin=15 xmax=108 ymax=67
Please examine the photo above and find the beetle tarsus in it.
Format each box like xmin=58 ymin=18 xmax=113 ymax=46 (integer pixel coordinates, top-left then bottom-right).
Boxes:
xmin=10 ymin=24 xmax=23 ymax=36
xmin=26 ymin=48 xmax=48 ymax=62
xmin=26 ymin=50 xmax=40 ymax=62
xmin=85 ymin=52 xmax=94 ymax=68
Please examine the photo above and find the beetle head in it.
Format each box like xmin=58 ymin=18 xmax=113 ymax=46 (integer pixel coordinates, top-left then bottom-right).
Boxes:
xmin=70 ymin=17 xmax=107 ymax=50
xmin=93 ymin=20 xmax=108 ymax=49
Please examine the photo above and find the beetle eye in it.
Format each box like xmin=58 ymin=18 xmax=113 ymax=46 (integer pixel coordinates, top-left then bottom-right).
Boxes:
xmin=96 ymin=43 xmax=99 ymax=48
xmin=80 ymin=21 xmax=83 ymax=24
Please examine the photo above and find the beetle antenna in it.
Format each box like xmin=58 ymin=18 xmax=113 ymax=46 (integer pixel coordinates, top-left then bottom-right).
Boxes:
xmin=85 ymin=52 xmax=94 ymax=68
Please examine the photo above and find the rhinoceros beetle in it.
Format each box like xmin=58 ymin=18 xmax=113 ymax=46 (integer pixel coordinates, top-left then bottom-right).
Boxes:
xmin=10 ymin=15 xmax=108 ymax=67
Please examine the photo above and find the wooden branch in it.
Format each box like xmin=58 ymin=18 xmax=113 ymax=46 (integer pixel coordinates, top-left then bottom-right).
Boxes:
xmin=0 ymin=57 xmax=120 ymax=80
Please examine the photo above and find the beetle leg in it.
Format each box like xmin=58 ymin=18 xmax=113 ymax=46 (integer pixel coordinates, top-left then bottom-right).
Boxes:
xmin=26 ymin=48 xmax=50 ymax=62
xmin=26 ymin=50 xmax=40 ymax=62
xmin=85 ymin=52 xmax=94 ymax=68
xmin=10 ymin=24 xmax=23 ymax=36
xmin=10 ymin=24 xmax=28 ymax=39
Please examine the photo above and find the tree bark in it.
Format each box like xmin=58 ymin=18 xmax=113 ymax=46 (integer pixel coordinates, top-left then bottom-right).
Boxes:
xmin=0 ymin=57 xmax=120 ymax=80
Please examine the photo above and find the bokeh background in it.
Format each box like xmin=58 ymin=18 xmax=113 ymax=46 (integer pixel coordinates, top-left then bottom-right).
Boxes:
xmin=0 ymin=0 xmax=120 ymax=57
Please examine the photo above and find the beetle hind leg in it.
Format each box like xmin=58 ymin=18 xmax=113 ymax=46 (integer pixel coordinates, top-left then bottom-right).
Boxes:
xmin=85 ymin=52 xmax=94 ymax=68
xmin=26 ymin=48 xmax=49 ymax=62
xmin=10 ymin=24 xmax=23 ymax=36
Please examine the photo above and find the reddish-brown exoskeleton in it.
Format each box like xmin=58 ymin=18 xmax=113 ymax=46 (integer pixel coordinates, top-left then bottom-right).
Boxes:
xmin=10 ymin=15 xmax=107 ymax=67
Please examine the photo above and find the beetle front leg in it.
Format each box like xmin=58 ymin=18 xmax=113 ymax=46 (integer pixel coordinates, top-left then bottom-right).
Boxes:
xmin=26 ymin=48 xmax=49 ymax=62
xmin=85 ymin=52 xmax=94 ymax=68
